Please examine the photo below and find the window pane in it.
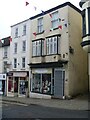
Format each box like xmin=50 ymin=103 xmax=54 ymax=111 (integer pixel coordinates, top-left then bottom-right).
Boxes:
xmin=15 ymin=28 xmax=18 ymax=38
xmin=46 ymin=36 xmax=58 ymax=55
xmin=37 ymin=18 xmax=43 ymax=33
xmin=22 ymin=41 xmax=26 ymax=52
xmin=51 ymin=11 xmax=59 ymax=28
xmin=14 ymin=43 xmax=17 ymax=54
xmin=4 ymin=47 xmax=8 ymax=58
xmin=14 ymin=58 xmax=17 ymax=68
xmin=32 ymin=74 xmax=41 ymax=93
xmin=22 ymin=58 xmax=25 ymax=68
xmin=42 ymin=74 xmax=51 ymax=94
xmin=23 ymin=25 xmax=26 ymax=35
xmin=82 ymin=10 xmax=86 ymax=36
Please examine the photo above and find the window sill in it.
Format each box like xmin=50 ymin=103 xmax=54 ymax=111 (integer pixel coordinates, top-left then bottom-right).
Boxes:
xmin=50 ymin=27 xmax=58 ymax=31
xmin=36 ymin=30 xmax=44 ymax=35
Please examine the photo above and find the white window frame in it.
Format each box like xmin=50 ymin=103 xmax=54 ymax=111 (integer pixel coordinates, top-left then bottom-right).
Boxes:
xmin=37 ymin=18 xmax=43 ymax=33
xmin=46 ymin=36 xmax=58 ymax=55
xmin=3 ymin=47 xmax=8 ymax=58
xmin=22 ymin=57 xmax=25 ymax=68
xmin=14 ymin=58 xmax=17 ymax=68
xmin=14 ymin=43 xmax=17 ymax=54
xmin=32 ymin=40 xmax=43 ymax=57
xmin=15 ymin=28 xmax=18 ymax=38
xmin=22 ymin=40 xmax=26 ymax=52
xmin=23 ymin=25 xmax=26 ymax=35
xmin=51 ymin=11 xmax=59 ymax=29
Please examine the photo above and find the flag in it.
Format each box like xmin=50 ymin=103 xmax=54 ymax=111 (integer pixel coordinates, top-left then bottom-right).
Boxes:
xmin=33 ymin=32 xmax=36 ymax=36
xmin=34 ymin=6 xmax=37 ymax=11
xmin=49 ymin=13 xmax=52 ymax=18
xmin=41 ymin=10 xmax=45 ymax=15
xmin=62 ymin=19 xmax=65 ymax=21
xmin=58 ymin=25 xmax=62 ymax=30
xmin=59 ymin=18 xmax=61 ymax=21
xmin=50 ymin=28 xmax=53 ymax=31
xmin=9 ymin=37 xmax=12 ymax=42
xmin=26 ymin=1 xmax=29 ymax=6
xmin=64 ymin=23 xmax=68 ymax=27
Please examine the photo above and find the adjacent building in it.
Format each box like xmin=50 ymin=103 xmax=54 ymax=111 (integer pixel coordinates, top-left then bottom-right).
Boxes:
xmin=28 ymin=2 xmax=88 ymax=99
xmin=6 ymin=19 xmax=31 ymax=97
xmin=0 ymin=36 xmax=10 ymax=95
xmin=79 ymin=0 xmax=90 ymax=92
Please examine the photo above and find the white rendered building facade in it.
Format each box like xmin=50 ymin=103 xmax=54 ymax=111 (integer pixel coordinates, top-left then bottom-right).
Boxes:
xmin=7 ymin=19 xmax=31 ymax=97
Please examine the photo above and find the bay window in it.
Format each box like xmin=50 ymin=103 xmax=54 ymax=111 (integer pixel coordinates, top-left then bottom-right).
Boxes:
xmin=32 ymin=40 xmax=44 ymax=57
xmin=46 ymin=36 xmax=58 ymax=55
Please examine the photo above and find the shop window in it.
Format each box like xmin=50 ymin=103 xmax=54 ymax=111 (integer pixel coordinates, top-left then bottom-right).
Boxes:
xmin=19 ymin=80 xmax=26 ymax=95
xmin=31 ymin=73 xmax=51 ymax=95
xmin=8 ymin=79 xmax=13 ymax=93
xmin=0 ymin=81 xmax=2 ymax=94
xmin=42 ymin=74 xmax=51 ymax=94
xmin=88 ymin=8 xmax=90 ymax=34
xmin=32 ymin=74 xmax=41 ymax=93
xmin=82 ymin=10 xmax=86 ymax=36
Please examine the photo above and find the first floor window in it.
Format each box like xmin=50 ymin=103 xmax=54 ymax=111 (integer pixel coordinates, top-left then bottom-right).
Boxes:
xmin=31 ymin=73 xmax=51 ymax=95
xmin=46 ymin=36 xmax=58 ymax=55
xmin=22 ymin=57 xmax=25 ymax=68
xmin=32 ymin=40 xmax=44 ymax=56
xmin=14 ymin=58 xmax=17 ymax=68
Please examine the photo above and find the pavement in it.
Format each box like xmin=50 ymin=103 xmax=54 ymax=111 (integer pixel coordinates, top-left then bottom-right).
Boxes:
xmin=0 ymin=94 xmax=89 ymax=111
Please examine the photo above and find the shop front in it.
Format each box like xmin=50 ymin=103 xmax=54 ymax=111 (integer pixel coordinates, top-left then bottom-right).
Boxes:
xmin=7 ymin=71 xmax=29 ymax=97
xmin=29 ymin=62 xmax=67 ymax=99
xmin=0 ymin=74 xmax=6 ymax=96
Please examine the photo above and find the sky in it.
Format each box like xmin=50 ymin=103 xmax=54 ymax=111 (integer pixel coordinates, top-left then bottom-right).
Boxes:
xmin=0 ymin=0 xmax=80 ymax=39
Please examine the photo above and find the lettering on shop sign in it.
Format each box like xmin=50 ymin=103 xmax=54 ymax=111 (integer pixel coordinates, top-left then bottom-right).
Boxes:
xmin=35 ymin=69 xmax=48 ymax=73
xmin=0 ymin=74 xmax=6 ymax=80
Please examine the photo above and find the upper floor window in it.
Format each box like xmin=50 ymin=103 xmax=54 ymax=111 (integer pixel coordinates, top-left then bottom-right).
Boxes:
xmin=88 ymin=8 xmax=90 ymax=34
xmin=23 ymin=25 xmax=26 ymax=35
xmin=14 ymin=58 xmax=17 ymax=68
xmin=46 ymin=36 xmax=58 ymax=55
xmin=3 ymin=61 xmax=7 ymax=73
xmin=15 ymin=28 xmax=18 ymax=38
xmin=22 ymin=57 xmax=25 ymax=68
xmin=32 ymin=40 xmax=44 ymax=57
xmin=3 ymin=47 xmax=8 ymax=58
xmin=22 ymin=40 xmax=26 ymax=52
xmin=51 ymin=11 xmax=59 ymax=29
xmin=37 ymin=18 xmax=43 ymax=33
xmin=14 ymin=43 xmax=17 ymax=54
xmin=82 ymin=10 xmax=86 ymax=36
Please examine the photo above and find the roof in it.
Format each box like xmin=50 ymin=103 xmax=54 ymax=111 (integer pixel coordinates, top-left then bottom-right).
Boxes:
xmin=0 ymin=36 xmax=10 ymax=47
xmin=11 ymin=18 xmax=30 ymax=27
xmin=30 ymin=2 xmax=81 ymax=20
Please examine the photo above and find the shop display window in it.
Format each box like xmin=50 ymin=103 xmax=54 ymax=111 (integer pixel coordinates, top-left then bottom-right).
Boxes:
xmin=32 ymin=74 xmax=41 ymax=93
xmin=31 ymin=73 xmax=51 ymax=95
xmin=42 ymin=74 xmax=51 ymax=94
xmin=8 ymin=78 xmax=13 ymax=93
xmin=19 ymin=80 xmax=26 ymax=95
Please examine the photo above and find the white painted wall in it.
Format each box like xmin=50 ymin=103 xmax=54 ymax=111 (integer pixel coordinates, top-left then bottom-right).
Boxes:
xmin=10 ymin=19 xmax=31 ymax=71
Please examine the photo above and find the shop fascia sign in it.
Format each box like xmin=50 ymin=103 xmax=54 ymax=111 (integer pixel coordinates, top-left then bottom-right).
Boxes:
xmin=0 ymin=74 xmax=6 ymax=80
